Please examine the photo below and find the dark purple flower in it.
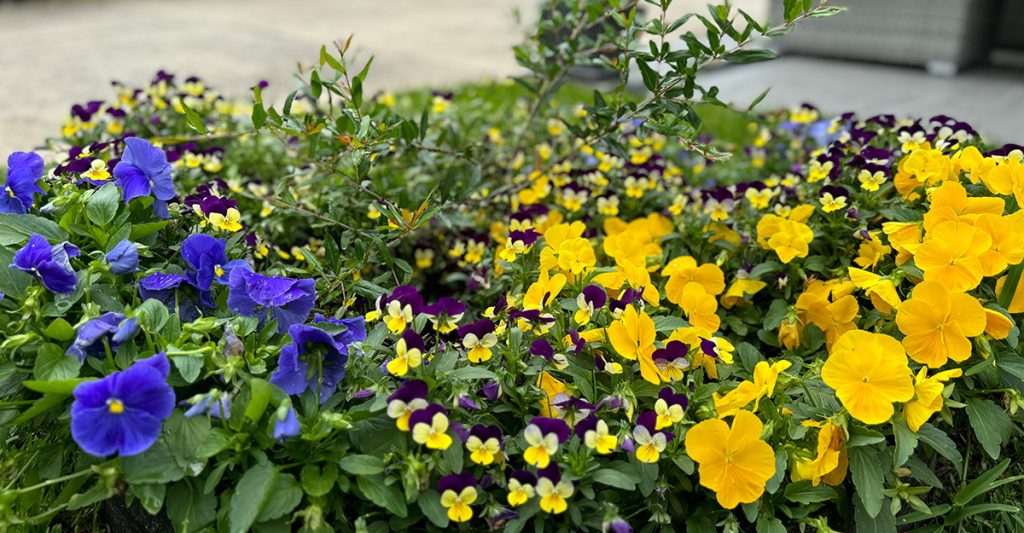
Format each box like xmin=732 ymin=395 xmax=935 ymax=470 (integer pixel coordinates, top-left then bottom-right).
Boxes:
xmin=269 ymin=319 xmax=364 ymax=403
xmin=581 ymin=284 xmax=607 ymax=309
xmin=105 ymin=239 xmax=139 ymax=275
xmin=456 ymin=319 xmax=495 ymax=339
xmin=657 ymin=387 xmax=688 ymax=409
xmin=1 ymin=152 xmax=45 ymax=214
xmin=636 ymin=411 xmax=674 ymax=442
xmin=530 ymin=338 xmax=554 ymax=360
xmin=438 ymin=472 xmax=476 ymax=494
xmin=70 ymin=353 xmax=175 ymax=456
xmin=700 ymin=338 xmax=718 ymax=358
xmin=479 ymin=380 xmax=500 ymax=402
xmin=113 ymin=138 xmax=175 ymax=217
xmin=388 ymin=380 xmax=429 ymax=404
xmin=529 ymin=417 xmax=570 ymax=443
xmin=408 ymin=403 xmax=448 ymax=430
xmin=10 ymin=234 xmax=78 ymax=293
xmin=458 ymin=395 xmax=480 ymax=411
xmin=574 ymin=414 xmax=599 ymax=440
xmin=227 ymin=269 xmax=316 ymax=333
xmin=537 ymin=464 xmax=563 ymax=483
xmin=66 ymin=312 xmax=139 ymax=361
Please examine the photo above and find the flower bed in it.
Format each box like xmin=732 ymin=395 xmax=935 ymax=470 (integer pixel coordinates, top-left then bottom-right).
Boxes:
xmin=2 ymin=2 xmax=1023 ymax=532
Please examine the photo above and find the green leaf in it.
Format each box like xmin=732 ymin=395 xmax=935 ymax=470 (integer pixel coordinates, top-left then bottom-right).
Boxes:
xmin=43 ymin=318 xmax=76 ymax=341
xmin=891 ymin=418 xmax=918 ymax=467
xmin=229 ymin=464 xmax=278 ymax=533
xmin=637 ymin=60 xmax=659 ymax=92
xmin=0 ymin=246 xmax=32 ymax=297
xmin=783 ymin=481 xmax=837 ymax=504
xmin=965 ymin=398 xmax=1013 ymax=460
xmin=244 ymin=378 xmax=272 ymax=423
xmin=339 ymin=454 xmax=385 ymax=476
xmin=86 ymin=183 xmax=120 ymax=227
xmin=166 ymin=480 xmax=217 ymax=532
xmin=256 ymin=473 xmax=303 ymax=522
xmin=301 ymin=464 xmax=338 ymax=497
xmin=357 ymin=475 xmax=407 ymax=518
xmin=592 ymin=468 xmax=637 ymax=491
xmin=21 ymin=377 xmax=90 ymax=394
xmin=33 ymin=343 xmax=82 ymax=381
xmin=723 ymin=49 xmax=778 ymax=64
xmin=944 ymin=503 xmax=1020 ymax=525
xmin=999 ymin=264 xmax=1023 ymax=309
xmin=916 ymin=423 xmax=963 ymax=471
xmin=164 ymin=411 xmax=211 ymax=469
xmin=953 ymin=459 xmax=1023 ymax=507
xmin=447 ymin=366 xmax=497 ymax=381
xmin=0 ymin=213 xmax=68 ymax=246
xmin=172 ymin=355 xmax=203 ymax=383
xmin=849 ymin=446 xmax=885 ymax=518
xmin=180 ymin=100 xmax=209 ymax=134
xmin=122 ymin=440 xmax=186 ymax=484
xmin=855 ymin=492 xmax=896 ymax=533
xmin=417 ymin=489 xmax=449 ymax=528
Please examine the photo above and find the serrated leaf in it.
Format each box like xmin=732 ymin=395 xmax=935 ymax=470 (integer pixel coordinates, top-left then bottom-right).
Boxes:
xmin=965 ymin=398 xmax=1013 ymax=460
xmin=849 ymin=446 xmax=885 ymax=518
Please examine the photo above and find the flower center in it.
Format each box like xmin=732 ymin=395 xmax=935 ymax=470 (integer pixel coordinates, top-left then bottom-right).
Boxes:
xmin=215 ymin=264 xmax=225 ymax=277
xmin=107 ymin=398 xmax=125 ymax=414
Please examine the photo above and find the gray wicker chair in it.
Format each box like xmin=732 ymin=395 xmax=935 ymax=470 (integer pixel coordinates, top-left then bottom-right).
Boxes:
xmin=771 ymin=0 xmax=998 ymax=75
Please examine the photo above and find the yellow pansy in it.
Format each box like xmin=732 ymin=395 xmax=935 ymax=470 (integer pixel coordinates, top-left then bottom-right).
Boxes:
xmin=821 ymin=330 xmax=914 ymax=424
xmin=685 ymin=410 xmax=776 ymax=509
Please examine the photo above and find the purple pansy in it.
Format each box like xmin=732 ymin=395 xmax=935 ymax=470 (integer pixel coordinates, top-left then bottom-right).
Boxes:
xmin=65 ymin=312 xmax=139 ymax=361
xmin=137 ymin=272 xmax=204 ymax=322
xmin=105 ymin=239 xmax=139 ymax=275
xmin=529 ymin=417 xmax=571 ymax=443
xmin=1 ymin=152 xmax=45 ymax=214
xmin=227 ymin=269 xmax=316 ymax=332
xmin=113 ymin=137 xmax=175 ymax=217
xmin=269 ymin=317 xmax=365 ymax=402
xmin=180 ymin=234 xmax=249 ymax=294
xmin=70 ymin=353 xmax=175 ymax=457
xmin=10 ymin=234 xmax=79 ymax=293
xmin=438 ymin=472 xmax=477 ymax=494
xmin=273 ymin=406 xmax=301 ymax=441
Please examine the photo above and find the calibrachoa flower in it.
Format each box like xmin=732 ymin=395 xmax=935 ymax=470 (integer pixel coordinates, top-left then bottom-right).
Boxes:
xmin=10 ymin=234 xmax=79 ymax=294
xmin=409 ymin=403 xmax=453 ymax=450
xmin=113 ymin=137 xmax=175 ymax=217
xmin=685 ymin=410 xmax=776 ymax=509
xmin=386 ymin=328 xmax=425 ymax=377
xmin=1 ymin=151 xmax=45 ymax=214
xmin=895 ymin=280 xmax=986 ymax=367
xmin=105 ymin=239 xmax=139 ymax=275
xmin=386 ymin=380 xmax=429 ymax=431
xmin=821 ymin=330 xmax=914 ymax=424
xmin=522 ymin=417 xmax=570 ymax=468
xmin=633 ymin=411 xmax=673 ymax=463
xmin=269 ymin=317 xmax=364 ymax=402
xmin=438 ymin=472 xmax=477 ymax=523
xmin=535 ymin=465 xmax=574 ymax=514
xmin=65 ymin=312 xmax=139 ymax=360
xmin=227 ymin=269 xmax=316 ymax=332
xmin=506 ymin=470 xmax=536 ymax=507
xmin=465 ymin=424 xmax=503 ymax=465
xmin=71 ymin=353 xmax=175 ymax=456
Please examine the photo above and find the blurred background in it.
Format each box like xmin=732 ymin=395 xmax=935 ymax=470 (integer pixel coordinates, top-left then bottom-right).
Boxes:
xmin=1 ymin=0 xmax=1021 ymax=156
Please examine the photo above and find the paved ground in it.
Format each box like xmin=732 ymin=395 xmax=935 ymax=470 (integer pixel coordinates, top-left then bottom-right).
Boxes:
xmin=2 ymin=0 xmax=1021 ymax=156
xmin=698 ymin=56 xmax=1024 ymax=144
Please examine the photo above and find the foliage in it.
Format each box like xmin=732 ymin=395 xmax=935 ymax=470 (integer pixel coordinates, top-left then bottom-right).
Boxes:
xmin=4 ymin=1 xmax=1023 ymax=532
